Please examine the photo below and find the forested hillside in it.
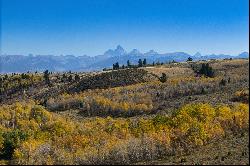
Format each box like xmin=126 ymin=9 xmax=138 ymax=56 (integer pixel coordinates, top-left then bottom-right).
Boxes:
xmin=0 ymin=58 xmax=249 ymax=165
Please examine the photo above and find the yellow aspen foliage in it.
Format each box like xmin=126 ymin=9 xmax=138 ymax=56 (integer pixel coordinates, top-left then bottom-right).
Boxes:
xmin=45 ymin=156 xmax=54 ymax=165
xmin=204 ymin=122 xmax=225 ymax=139
xmin=172 ymin=103 xmax=225 ymax=145
xmin=120 ymin=102 xmax=129 ymax=112
xmin=0 ymin=101 xmax=248 ymax=164
xmin=30 ymin=105 xmax=52 ymax=124
xmin=46 ymin=118 xmax=75 ymax=136
xmin=232 ymin=103 xmax=249 ymax=129
xmin=0 ymin=160 xmax=8 ymax=165
xmin=149 ymin=130 xmax=171 ymax=147
xmin=215 ymin=105 xmax=232 ymax=121
xmin=16 ymin=119 xmax=40 ymax=132
xmin=13 ymin=139 xmax=45 ymax=164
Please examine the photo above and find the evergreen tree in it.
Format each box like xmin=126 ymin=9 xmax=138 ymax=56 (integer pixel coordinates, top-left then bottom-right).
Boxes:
xmin=113 ymin=62 xmax=120 ymax=70
xmin=156 ymin=61 xmax=160 ymax=65
xmin=21 ymin=73 xmax=30 ymax=79
xmin=43 ymin=70 xmax=50 ymax=85
xmin=68 ymin=75 xmax=73 ymax=82
xmin=127 ymin=60 xmax=131 ymax=67
xmin=199 ymin=63 xmax=214 ymax=77
xmin=61 ymin=73 xmax=67 ymax=82
xmin=187 ymin=57 xmax=193 ymax=61
xmin=219 ymin=79 xmax=227 ymax=86
xmin=75 ymin=74 xmax=80 ymax=81
xmin=116 ymin=62 xmax=119 ymax=69
xmin=143 ymin=58 xmax=147 ymax=66
xmin=138 ymin=59 xmax=143 ymax=67
xmin=159 ymin=73 xmax=167 ymax=83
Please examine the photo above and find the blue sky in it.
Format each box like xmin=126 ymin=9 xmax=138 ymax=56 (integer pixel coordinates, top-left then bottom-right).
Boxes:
xmin=1 ymin=0 xmax=249 ymax=56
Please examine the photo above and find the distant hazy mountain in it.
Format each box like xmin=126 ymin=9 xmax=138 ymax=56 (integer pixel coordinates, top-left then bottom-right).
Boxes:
xmin=237 ymin=52 xmax=249 ymax=58
xmin=193 ymin=52 xmax=202 ymax=58
xmin=0 ymin=45 xmax=249 ymax=73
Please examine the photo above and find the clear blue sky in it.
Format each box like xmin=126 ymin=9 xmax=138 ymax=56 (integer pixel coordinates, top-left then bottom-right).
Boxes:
xmin=1 ymin=0 xmax=249 ymax=56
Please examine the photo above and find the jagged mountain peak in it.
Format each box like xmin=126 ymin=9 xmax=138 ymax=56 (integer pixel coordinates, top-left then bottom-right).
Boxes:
xmin=116 ymin=45 xmax=124 ymax=50
xmin=238 ymin=51 xmax=249 ymax=56
xmin=104 ymin=45 xmax=126 ymax=56
xmin=145 ymin=49 xmax=158 ymax=55
xmin=1 ymin=48 xmax=248 ymax=73
xmin=194 ymin=52 xmax=202 ymax=57
xmin=129 ymin=49 xmax=141 ymax=55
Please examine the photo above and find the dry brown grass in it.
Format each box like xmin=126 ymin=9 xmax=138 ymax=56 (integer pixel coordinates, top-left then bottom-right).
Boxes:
xmin=144 ymin=66 xmax=194 ymax=78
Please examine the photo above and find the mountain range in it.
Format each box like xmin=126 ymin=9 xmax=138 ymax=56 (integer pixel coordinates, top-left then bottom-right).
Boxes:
xmin=0 ymin=45 xmax=249 ymax=73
